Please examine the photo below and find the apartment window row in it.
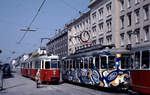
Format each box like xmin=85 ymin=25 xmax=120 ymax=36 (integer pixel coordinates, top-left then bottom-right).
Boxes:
xmin=120 ymin=0 xmax=141 ymax=11
xmin=92 ymin=2 xmax=112 ymax=20
xmin=120 ymin=26 xmax=150 ymax=45
xmin=120 ymin=5 xmax=149 ymax=29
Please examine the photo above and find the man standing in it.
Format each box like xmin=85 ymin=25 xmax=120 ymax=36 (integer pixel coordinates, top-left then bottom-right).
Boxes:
xmin=35 ymin=69 xmax=41 ymax=88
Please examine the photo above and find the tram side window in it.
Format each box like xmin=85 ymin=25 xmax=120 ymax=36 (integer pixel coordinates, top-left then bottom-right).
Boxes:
xmin=70 ymin=60 xmax=73 ymax=69
xmin=45 ymin=61 xmax=50 ymax=69
xmin=142 ymin=51 xmax=149 ymax=69
xmin=108 ymin=56 xmax=115 ymax=69
xmin=121 ymin=55 xmax=131 ymax=69
xmin=51 ymin=59 xmax=58 ymax=69
xmin=84 ymin=58 xmax=88 ymax=69
xmin=73 ymin=60 xmax=76 ymax=69
xmin=80 ymin=59 xmax=83 ymax=69
xmin=67 ymin=60 xmax=69 ymax=69
xmin=42 ymin=60 xmax=44 ymax=69
xmin=134 ymin=52 xmax=140 ymax=69
xmin=76 ymin=59 xmax=80 ymax=69
xmin=89 ymin=58 xmax=94 ymax=69
xmin=95 ymin=56 xmax=100 ymax=69
xmin=101 ymin=56 xmax=107 ymax=69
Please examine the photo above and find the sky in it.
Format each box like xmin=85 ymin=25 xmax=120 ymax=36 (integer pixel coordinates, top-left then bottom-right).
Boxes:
xmin=0 ymin=0 xmax=90 ymax=62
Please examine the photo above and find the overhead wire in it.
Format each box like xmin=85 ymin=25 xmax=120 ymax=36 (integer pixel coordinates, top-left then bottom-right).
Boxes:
xmin=17 ymin=0 xmax=47 ymax=44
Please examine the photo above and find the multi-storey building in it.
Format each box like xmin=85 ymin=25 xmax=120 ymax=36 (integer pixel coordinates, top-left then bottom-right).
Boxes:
xmin=119 ymin=0 xmax=150 ymax=69
xmin=46 ymin=28 xmax=68 ymax=59
xmin=67 ymin=11 xmax=91 ymax=55
xmin=119 ymin=0 xmax=150 ymax=48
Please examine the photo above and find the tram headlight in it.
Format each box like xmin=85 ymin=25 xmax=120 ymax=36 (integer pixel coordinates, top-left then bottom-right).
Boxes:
xmin=116 ymin=54 xmax=121 ymax=58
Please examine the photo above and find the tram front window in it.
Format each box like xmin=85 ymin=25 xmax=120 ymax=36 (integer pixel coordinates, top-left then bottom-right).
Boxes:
xmin=45 ymin=61 xmax=50 ymax=69
xmin=51 ymin=59 xmax=58 ymax=69
xmin=108 ymin=56 xmax=115 ymax=69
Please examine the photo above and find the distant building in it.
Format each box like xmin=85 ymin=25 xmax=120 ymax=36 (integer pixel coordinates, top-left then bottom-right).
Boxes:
xmin=46 ymin=28 xmax=68 ymax=59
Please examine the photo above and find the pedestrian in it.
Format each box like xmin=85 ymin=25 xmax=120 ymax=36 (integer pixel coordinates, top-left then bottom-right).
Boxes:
xmin=0 ymin=67 xmax=3 ymax=91
xmin=35 ymin=69 xmax=41 ymax=88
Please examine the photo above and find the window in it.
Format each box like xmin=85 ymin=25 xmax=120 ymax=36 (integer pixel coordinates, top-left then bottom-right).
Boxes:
xmin=143 ymin=5 xmax=149 ymax=20
xmin=144 ymin=26 xmax=149 ymax=41
xmin=92 ymin=12 xmax=97 ymax=19
xmin=84 ymin=58 xmax=88 ymax=69
xmin=51 ymin=59 xmax=58 ymax=69
xmin=120 ymin=15 xmax=124 ymax=29
xmin=120 ymin=0 xmax=124 ymax=11
xmin=99 ymin=8 xmax=103 ymax=19
xmin=101 ymin=56 xmax=107 ymax=69
xmin=76 ymin=59 xmax=80 ymax=69
xmin=106 ymin=3 xmax=112 ymax=16
xmin=142 ymin=51 xmax=149 ymax=69
xmin=135 ymin=29 xmax=140 ymax=43
xmin=99 ymin=22 xmax=104 ymax=33
xmin=120 ymin=33 xmax=125 ymax=46
xmin=121 ymin=55 xmax=132 ymax=69
xmin=108 ymin=56 xmax=115 ymax=69
xmin=89 ymin=57 xmax=94 ymax=69
xmin=106 ymin=35 xmax=112 ymax=45
xmin=95 ymin=56 xmax=100 ymax=69
xmin=73 ymin=60 xmax=76 ymax=69
xmin=99 ymin=38 xmax=104 ymax=45
xmin=127 ymin=0 xmax=131 ymax=8
xmin=106 ymin=19 xmax=112 ymax=32
xmin=127 ymin=31 xmax=132 ymax=44
xmin=92 ymin=26 xmax=97 ymax=37
xmin=92 ymin=40 xmax=96 ymax=46
xmin=80 ymin=59 xmax=83 ymax=69
xmin=135 ymin=0 xmax=140 ymax=4
xmin=135 ymin=9 xmax=140 ymax=24
xmin=134 ymin=52 xmax=140 ymax=69
xmin=45 ymin=61 xmax=50 ymax=69
xmin=127 ymin=12 xmax=132 ymax=26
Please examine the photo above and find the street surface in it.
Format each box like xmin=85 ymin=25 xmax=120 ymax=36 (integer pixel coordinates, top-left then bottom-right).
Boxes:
xmin=0 ymin=69 xmax=129 ymax=95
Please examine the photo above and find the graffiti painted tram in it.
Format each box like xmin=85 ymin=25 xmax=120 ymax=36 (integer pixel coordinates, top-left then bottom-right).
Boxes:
xmin=62 ymin=45 xmax=132 ymax=89
xmin=21 ymin=54 xmax=60 ymax=83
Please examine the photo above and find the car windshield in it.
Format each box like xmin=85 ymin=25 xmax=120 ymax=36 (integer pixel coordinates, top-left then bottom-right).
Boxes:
xmin=51 ymin=59 xmax=58 ymax=69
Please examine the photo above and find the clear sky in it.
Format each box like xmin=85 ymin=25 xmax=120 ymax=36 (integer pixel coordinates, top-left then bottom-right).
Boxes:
xmin=0 ymin=0 xmax=90 ymax=62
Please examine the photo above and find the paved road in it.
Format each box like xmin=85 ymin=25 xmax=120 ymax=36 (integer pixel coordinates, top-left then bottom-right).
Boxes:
xmin=0 ymin=70 xmax=129 ymax=95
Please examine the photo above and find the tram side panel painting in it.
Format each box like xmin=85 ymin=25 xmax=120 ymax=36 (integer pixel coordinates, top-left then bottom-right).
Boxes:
xmin=20 ymin=55 xmax=60 ymax=83
xmin=130 ymin=50 xmax=150 ymax=94
xmin=62 ymin=51 xmax=131 ymax=89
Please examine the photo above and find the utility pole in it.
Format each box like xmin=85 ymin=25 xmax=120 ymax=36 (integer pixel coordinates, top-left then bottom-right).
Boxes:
xmin=40 ymin=38 xmax=51 ymax=49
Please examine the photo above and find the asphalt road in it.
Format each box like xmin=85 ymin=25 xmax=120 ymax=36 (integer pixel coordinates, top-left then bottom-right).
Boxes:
xmin=0 ymin=69 xmax=129 ymax=95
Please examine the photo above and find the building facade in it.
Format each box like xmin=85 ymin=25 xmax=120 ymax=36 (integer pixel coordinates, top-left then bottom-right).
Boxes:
xmin=46 ymin=28 xmax=68 ymax=59
xmin=67 ymin=11 xmax=91 ymax=55
xmin=119 ymin=0 xmax=150 ymax=48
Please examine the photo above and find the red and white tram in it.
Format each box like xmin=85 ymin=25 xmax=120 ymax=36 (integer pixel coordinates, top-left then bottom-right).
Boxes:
xmin=130 ymin=49 xmax=150 ymax=94
xmin=21 ymin=54 xmax=60 ymax=83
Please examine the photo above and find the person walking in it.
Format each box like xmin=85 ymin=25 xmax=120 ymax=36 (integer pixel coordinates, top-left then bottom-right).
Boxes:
xmin=35 ymin=69 xmax=41 ymax=88
xmin=0 ymin=67 xmax=3 ymax=91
